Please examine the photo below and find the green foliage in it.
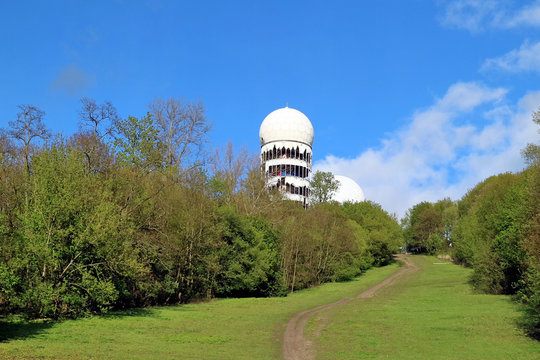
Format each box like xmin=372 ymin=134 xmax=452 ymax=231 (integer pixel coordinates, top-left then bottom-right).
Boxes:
xmin=0 ymin=103 xmax=404 ymax=321
xmin=214 ymin=207 xmax=284 ymax=297
xmin=517 ymin=266 xmax=540 ymax=339
xmin=0 ymin=264 xmax=19 ymax=306
xmin=309 ymin=171 xmax=340 ymax=204
xmin=274 ymin=200 xmax=401 ymax=293
xmin=114 ymin=114 xmax=165 ymax=171
xmin=341 ymin=201 xmax=403 ymax=265
xmin=0 ymin=143 xmax=152 ymax=318
xmin=402 ymin=199 xmax=455 ymax=254
xmin=451 ymin=172 xmax=523 ymax=292
xmin=521 ymin=108 xmax=540 ymax=166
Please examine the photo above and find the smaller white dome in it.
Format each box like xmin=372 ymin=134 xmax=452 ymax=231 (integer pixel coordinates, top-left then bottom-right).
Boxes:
xmin=332 ymin=175 xmax=365 ymax=203
xmin=259 ymin=107 xmax=314 ymax=146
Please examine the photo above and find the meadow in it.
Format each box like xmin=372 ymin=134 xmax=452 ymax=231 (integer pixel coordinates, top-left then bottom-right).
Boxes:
xmin=1 ymin=256 xmax=539 ymax=359
xmin=0 ymin=264 xmax=400 ymax=359
xmin=311 ymin=256 xmax=540 ymax=359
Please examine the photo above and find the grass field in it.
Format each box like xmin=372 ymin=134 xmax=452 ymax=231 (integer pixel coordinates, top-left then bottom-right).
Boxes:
xmin=1 ymin=256 xmax=538 ymax=359
xmin=0 ymin=264 xmax=400 ymax=359
xmin=311 ymin=256 xmax=540 ymax=359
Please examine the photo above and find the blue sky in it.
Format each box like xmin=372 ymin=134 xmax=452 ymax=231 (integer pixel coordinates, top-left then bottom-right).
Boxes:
xmin=1 ymin=0 xmax=540 ymax=217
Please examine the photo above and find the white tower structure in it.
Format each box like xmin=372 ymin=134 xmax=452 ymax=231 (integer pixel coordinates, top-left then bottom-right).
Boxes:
xmin=259 ymin=106 xmax=314 ymax=207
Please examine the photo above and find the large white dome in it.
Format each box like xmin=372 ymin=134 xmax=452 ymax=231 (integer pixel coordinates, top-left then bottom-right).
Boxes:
xmin=259 ymin=107 xmax=314 ymax=146
xmin=332 ymin=175 xmax=365 ymax=203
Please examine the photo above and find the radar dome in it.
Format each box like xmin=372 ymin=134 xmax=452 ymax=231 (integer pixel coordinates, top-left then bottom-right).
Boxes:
xmin=259 ymin=107 xmax=314 ymax=146
xmin=332 ymin=175 xmax=365 ymax=203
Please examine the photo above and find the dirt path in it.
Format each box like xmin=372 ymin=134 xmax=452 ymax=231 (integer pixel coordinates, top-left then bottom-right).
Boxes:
xmin=282 ymin=255 xmax=418 ymax=360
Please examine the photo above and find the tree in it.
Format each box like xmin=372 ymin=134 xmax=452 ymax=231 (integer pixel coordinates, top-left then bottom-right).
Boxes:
xmin=3 ymin=100 xmax=438 ymax=320
xmin=7 ymin=105 xmax=50 ymax=172
xmin=519 ymin=110 xmax=540 ymax=337
xmin=441 ymin=203 xmax=458 ymax=244
xmin=7 ymin=143 xmax=147 ymax=317
xmin=210 ymin=142 xmax=250 ymax=201
xmin=213 ymin=207 xmax=284 ymax=297
xmin=522 ymin=107 xmax=540 ymax=165
xmin=342 ymin=201 xmax=403 ymax=265
xmin=149 ymin=97 xmax=211 ymax=167
xmin=68 ymin=131 xmax=113 ymax=174
xmin=403 ymin=202 xmax=440 ymax=253
xmin=73 ymin=98 xmax=119 ymax=173
xmin=452 ymin=173 xmax=519 ymax=265
xmin=78 ymin=97 xmax=119 ymax=138
xmin=114 ymin=114 xmax=165 ymax=171
xmin=237 ymin=160 xmax=277 ymax=216
xmin=0 ymin=131 xmax=24 ymax=234
xmin=309 ymin=171 xmax=340 ymax=204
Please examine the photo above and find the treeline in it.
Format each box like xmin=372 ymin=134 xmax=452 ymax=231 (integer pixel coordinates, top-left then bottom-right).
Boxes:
xmin=0 ymin=98 xmax=403 ymax=319
xmin=402 ymin=109 xmax=540 ymax=338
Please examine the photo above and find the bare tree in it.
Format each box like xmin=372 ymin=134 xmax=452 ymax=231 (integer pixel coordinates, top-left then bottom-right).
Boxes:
xmin=149 ymin=97 xmax=211 ymax=167
xmin=0 ymin=130 xmax=13 ymax=158
xmin=211 ymin=142 xmax=250 ymax=197
xmin=8 ymin=105 xmax=50 ymax=172
xmin=69 ymin=131 xmax=113 ymax=173
xmin=73 ymin=98 xmax=119 ymax=173
xmin=78 ymin=97 xmax=119 ymax=138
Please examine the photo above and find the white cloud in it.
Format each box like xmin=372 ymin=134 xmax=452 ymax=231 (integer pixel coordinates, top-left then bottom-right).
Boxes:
xmin=506 ymin=1 xmax=540 ymax=27
xmin=441 ymin=0 xmax=502 ymax=32
xmin=314 ymin=82 xmax=540 ymax=219
xmin=482 ymin=40 xmax=540 ymax=73
xmin=437 ymin=81 xmax=506 ymax=111
xmin=440 ymin=0 xmax=540 ymax=31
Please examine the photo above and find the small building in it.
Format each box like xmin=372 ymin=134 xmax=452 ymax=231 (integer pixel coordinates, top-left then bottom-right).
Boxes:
xmin=259 ymin=106 xmax=314 ymax=207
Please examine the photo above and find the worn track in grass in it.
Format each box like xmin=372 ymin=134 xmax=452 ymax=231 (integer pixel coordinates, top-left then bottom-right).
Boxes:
xmin=282 ymin=255 xmax=418 ymax=360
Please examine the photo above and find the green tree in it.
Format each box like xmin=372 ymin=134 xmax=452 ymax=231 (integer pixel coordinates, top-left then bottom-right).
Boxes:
xmin=341 ymin=201 xmax=403 ymax=265
xmin=10 ymin=144 xmax=115 ymax=317
xmin=1 ymin=101 xmax=424 ymax=321
xmin=452 ymin=173 xmax=519 ymax=268
xmin=403 ymin=202 xmax=441 ymax=254
xmin=441 ymin=203 xmax=458 ymax=244
xmin=214 ymin=207 xmax=284 ymax=297
xmin=518 ymin=109 xmax=540 ymax=337
xmin=114 ymin=114 xmax=165 ymax=171
xmin=403 ymin=198 xmax=457 ymax=255
xmin=309 ymin=171 xmax=340 ymax=204
xmin=1 ymin=142 xmax=155 ymax=318
xmin=522 ymin=107 xmax=540 ymax=165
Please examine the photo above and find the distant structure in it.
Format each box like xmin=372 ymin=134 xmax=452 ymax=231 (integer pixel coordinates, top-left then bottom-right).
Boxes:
xmin=331 ymin=175 xmax=365 ymax=203
xmin=259 ymin=106 xmax=314 ymax=207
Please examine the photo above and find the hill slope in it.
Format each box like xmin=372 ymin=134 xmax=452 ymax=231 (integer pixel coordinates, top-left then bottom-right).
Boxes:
xmin=1 ymin=256 xmax=538 ymax=359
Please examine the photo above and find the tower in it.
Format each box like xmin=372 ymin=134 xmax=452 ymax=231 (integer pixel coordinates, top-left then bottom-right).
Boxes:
xmin=259 ymin=106 xmax=314 ymax=207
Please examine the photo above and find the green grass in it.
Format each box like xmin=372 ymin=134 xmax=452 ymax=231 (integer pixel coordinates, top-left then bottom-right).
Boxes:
xmin=0 ymin=264 xmax=400 ymax=359
xmin=314 ymin=256 xmax=540 ymax=360
xmin=2 ymin=257 xmax=538 ymax=359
